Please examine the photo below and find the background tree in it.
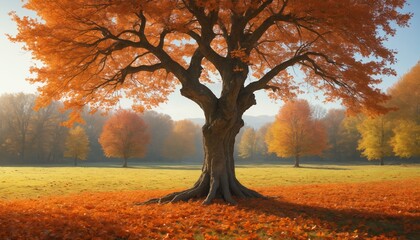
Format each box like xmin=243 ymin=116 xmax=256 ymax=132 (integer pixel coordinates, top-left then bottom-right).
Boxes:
xmin=390 ymin=120 xmax=420 ymax=158
xmin=162 ymin=120 xmax=198 ymax=160
xmin=238 ymin=127 xmax=257 ymax=160
xmin=340 ymin=114 xmax=363 ymax=160
xmin=47 ymin=108 xmax=69 ymax=163
xmin=323 ymin=109 xmax=346 ymax=161
xmin=11 ymin=0 xmax=410 ymax=204
xmin=0 ymin=94 xmax=69 ymax=164
xmin=357 ymin=116 xmax=393 ymax=165
xmin=83 ymin=109 xmax=107 ymax=162
xmin=255 ymin=123 xmax=270 ymax=159
xmin=0 ymin=93 xmax=35 ymax=162
xmin=28 ymin=102 xmax=66 ymax=163
xmin=142 ymin=111 xmax=174 ymax=161
xmin=266 ymin=99 xmax=328 ymax=167
xmin=64 ymin=126 xmax=90 ymax=166
xmin=99 ymin=110 xmax=149 ymax=167
xmin=387 ymin=61 xmax=420 ymax=123
xmin=386 ymin=62 xmax=420 ymax=159
xmin=0 ymin=95 xmax=14 ymax=162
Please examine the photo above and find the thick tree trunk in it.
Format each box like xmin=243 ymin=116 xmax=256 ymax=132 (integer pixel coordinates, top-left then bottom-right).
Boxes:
xmin=380 ymin=158 xmax=384 ymax=166
xmin=123 ymin=158 xmax=128 ymax=168
xmin=143 ymin=116 xmax=263 ymax=205
xmin=141 ymin=58 xmax=261 ymax=205
xmin=74 ymin=157 xmax=78 ymax=166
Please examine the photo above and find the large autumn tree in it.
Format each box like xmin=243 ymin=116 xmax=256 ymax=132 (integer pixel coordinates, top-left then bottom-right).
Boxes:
xmin=99 ymin=110 xmax=149 ymax=167
xmin=11 ymin=0 xmax=409 ymax=204
xmin=266 ymin=99 xmax=328 ymax=167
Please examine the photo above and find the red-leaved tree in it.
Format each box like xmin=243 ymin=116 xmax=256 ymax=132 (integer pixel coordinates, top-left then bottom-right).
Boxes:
xmin=99 ymin=110 xmax=149 ymax=167
xmin=266 ymin=99 xmax=328 ymax=167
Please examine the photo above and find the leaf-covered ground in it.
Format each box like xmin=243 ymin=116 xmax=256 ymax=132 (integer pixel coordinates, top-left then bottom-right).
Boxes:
xmin=0 ymin=179 xmax=418 ymax=239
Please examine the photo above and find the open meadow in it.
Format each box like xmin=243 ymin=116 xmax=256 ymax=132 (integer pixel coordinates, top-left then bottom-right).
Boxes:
xmin=0 ymin=163 xmax=419 ymax=200
xmin=0 ymin=163 xmax=419 ymax=239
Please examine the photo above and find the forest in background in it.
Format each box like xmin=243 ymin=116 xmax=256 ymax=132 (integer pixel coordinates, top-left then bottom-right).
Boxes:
xmin=0 ymin=62 xmax=419 ymax=166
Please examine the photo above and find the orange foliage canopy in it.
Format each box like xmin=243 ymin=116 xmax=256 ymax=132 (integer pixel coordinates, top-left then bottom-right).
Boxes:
xmin=0 ymin=179 xmax=418 ymax=239
xmin=99 ymin=110 xmax=149 ymax=161
xmin=387 ymin=61 xmax=420 ymax=121
xmin=266 ymin=99 xmax=328 ymax=164
xmin=10 ymin=0 xmax=410 ymax=123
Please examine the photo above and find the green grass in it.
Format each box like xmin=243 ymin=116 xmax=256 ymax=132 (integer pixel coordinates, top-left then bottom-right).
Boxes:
xmin=0 ymin=163 xmax=419 ymax=200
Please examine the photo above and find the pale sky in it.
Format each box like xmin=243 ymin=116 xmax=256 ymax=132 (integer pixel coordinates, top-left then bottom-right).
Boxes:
xmin=1 ymin=1 xmax=419 ymax=120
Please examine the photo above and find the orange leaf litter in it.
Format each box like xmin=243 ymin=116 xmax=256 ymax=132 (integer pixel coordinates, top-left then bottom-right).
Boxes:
xmin=0 ymin=179 xmax=418 ymax=239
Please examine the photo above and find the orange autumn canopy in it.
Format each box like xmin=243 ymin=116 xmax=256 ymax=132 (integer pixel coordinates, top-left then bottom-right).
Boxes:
xmin=10 ymin=0 xmax=410 ymax=122
xmin=266 ymin=99 xmax=328 ymax=161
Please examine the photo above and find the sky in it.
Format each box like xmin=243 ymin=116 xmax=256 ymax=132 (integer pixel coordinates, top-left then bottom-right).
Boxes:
xmin=1 ymin=1 xmax=419 ymax=120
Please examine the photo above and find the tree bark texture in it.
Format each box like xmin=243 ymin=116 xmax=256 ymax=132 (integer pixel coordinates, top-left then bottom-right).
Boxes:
xmin=144 ymin=102 xmax=263 ymax=205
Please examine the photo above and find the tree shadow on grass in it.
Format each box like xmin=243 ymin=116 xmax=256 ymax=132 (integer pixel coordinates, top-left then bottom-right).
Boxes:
xmin=237 ymin=197 xmax=419 ymax=239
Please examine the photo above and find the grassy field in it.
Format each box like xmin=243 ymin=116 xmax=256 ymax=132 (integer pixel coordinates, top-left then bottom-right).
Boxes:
xmin=0 ymin=163 xmax=419 ymax=239
xmin=0 ymin=163 xmax=419 ymax=200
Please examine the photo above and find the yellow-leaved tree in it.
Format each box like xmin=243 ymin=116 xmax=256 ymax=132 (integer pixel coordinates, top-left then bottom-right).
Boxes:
xmin=387 ymin=62 xmax=420 ymax=159
xmin=266 ymin=99 xmax=328 ymax=167
xmin=237 ymin=127 xmax=257 ymax=160
xmin=357 ymin=116 xmax=392 ymax=165
xmin=390 ymin=120 xmax=420 ymax=158
xmin=64 ymin=126 xmax=89 ymax=166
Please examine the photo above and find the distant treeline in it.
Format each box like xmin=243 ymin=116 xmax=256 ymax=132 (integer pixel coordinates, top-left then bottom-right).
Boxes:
xmin=236 ymin=62 xmax=420 ymax=165
xmin=0 ymin=93 xmax=205 ymax=164
xmin=0 ymin=62 xmax=419 ymax=165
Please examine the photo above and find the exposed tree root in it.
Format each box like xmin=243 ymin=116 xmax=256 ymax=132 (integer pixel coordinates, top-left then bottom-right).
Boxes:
xmin=138 ymin=172 xmax=264 ymax=205
xmin=139 ymin=116 xmax=266 ymax=206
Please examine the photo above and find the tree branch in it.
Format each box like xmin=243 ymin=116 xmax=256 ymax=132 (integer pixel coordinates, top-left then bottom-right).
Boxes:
xmin=88 ymin=63 xmax=165 ymax=94
xmin=187 ymin=30 xmax=225 ymax=71
xmin=183 ymin=0 xmax=226 ymax=72
xmin=244 ymin=0 xmax=274 ymax=22
xmin=244 ymin=54 xmax=308 ymax=93
xmin=245 ymin=0 xmax=291 ymax=50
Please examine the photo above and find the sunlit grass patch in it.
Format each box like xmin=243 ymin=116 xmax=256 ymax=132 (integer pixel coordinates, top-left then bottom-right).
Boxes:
xmin=0 ymin=163 xmax=418 ymax=200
